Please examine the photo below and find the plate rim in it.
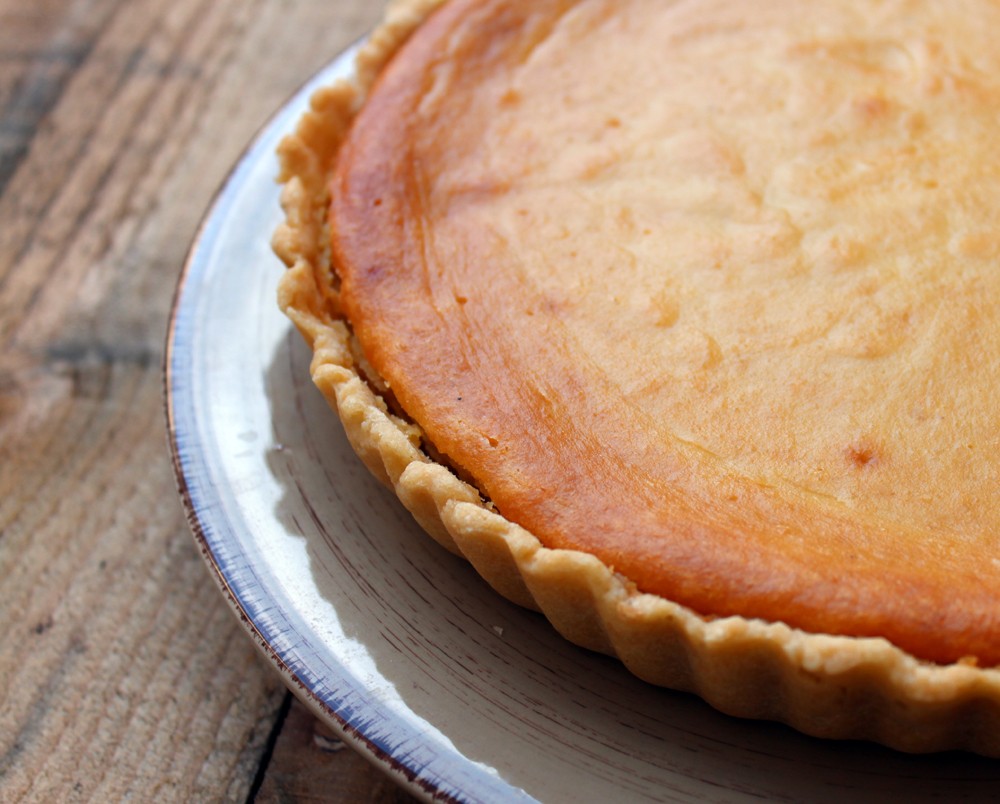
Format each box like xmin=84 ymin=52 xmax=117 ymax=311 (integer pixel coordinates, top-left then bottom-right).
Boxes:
xmin=163 ymin=44 xmax=479 ymax=804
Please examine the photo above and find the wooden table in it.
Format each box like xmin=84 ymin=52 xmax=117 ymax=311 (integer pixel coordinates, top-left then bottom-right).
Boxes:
xmin=0 ymin=0 xmax=416 ymax=799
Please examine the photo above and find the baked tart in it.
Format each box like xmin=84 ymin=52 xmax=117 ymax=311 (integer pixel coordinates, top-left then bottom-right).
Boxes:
xmin=273 ymin=0 xmax=1000 ymax=755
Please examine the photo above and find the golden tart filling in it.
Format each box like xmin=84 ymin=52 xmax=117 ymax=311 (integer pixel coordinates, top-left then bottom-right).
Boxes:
xmin=275 ymin=0 xmax=1000 ymax=754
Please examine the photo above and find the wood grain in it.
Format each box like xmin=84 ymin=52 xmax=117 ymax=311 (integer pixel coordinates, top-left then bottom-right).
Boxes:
xmin=0 ymin=0 xmax=413 ymax=800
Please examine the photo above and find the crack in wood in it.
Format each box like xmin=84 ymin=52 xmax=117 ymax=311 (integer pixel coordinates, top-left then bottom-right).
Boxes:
xmin=45 ymin=339 xmax=158 ymax=369
xmin=246 ymin=691 xmax=293 ymax=804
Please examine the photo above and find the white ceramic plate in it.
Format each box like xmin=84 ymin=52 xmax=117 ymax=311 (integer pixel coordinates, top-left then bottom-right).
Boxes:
xmin=165 ymin=46 xmax=1000 ymax=803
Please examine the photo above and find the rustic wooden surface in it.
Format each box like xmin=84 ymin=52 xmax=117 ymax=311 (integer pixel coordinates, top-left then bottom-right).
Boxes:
xmin=0 ymin=0 xmax=417 ymax=800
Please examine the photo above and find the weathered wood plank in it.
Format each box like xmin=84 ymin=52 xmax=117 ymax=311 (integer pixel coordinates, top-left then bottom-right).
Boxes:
xmin=0 ymin=0 xmax=389 ymax=800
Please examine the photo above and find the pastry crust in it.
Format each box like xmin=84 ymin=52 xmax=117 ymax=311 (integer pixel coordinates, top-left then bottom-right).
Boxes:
xmin=274 ymin=0 xmax=1000 ymax=755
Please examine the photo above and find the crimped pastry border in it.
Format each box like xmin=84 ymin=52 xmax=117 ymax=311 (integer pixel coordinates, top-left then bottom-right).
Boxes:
xmin=271 ymin=0 xmax=1000 ymax=756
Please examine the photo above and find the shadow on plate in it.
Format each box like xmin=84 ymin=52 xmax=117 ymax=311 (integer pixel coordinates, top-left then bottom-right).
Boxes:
xmin=263 ymin=326 xmax=999 ymax=802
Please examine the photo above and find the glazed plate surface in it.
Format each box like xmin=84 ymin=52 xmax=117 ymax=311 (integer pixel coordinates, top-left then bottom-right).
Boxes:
xmin=165 ymin=46 xmax=1000 ymax=803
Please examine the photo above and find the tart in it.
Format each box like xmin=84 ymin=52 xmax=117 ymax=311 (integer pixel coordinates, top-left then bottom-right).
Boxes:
xmin=273 ymin=0 xmax=1000 ymax=754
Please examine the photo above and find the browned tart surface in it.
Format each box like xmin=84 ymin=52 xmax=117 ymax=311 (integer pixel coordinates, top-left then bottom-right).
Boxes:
xmin=328 ymin=0 xmax=1000 ymax=666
